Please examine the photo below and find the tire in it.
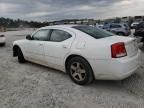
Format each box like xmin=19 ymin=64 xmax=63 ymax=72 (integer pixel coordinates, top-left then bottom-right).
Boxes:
xmin=17 ymin=47 xmax=25 ymax=63
xmin=3 ymin=43 xmax=5 ymax=46
xmin=0 ymin=43 xmax=5 ymax=46
xmin=67 ymin=57 xmax=94 ymax=85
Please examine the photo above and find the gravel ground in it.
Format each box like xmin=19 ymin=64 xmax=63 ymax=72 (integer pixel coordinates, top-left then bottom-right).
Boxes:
xmin=0 ymin=30 xmax=144 ymax=108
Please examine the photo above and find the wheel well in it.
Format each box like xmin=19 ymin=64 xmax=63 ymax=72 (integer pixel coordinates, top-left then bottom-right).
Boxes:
xmin=65 ymin=54 xmax=95 ymax=79
xmin=65 ymin=55 xmax=79 ymax=70
xmin=65 ymin=55 xmax=93 ymax=73
xmin=13 ymin=45 xmax=19 ymax=57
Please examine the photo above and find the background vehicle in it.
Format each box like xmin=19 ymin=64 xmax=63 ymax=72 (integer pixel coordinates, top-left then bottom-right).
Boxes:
xmin=0 ymin=34 xmax=6 ymax=46
xmin=96 ymin=24 xmax=104 ymax=29
xmin=103 ymin=23 xmax=131 ymax=36
xmin=13 ymin=25 xmax=141 ymax=85
xmin=131 ymin=22 xmax=139 ymax=29
xmin=134 ymin=22 xmax=144 ymax=44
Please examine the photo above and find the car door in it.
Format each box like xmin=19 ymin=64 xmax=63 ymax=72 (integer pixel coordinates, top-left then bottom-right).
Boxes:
xmin=44 ymin=28 xmax=75 ymax=70
xmin=25 ymin=29 xmax=50 ymax=64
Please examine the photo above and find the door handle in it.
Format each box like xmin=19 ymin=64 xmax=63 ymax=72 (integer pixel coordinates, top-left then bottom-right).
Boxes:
xmin=62 ymin=45 xmax=67 ymax=49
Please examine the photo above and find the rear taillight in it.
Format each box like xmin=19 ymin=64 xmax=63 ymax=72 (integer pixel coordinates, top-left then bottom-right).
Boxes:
xmin=111 ymin=42 xmax=127 ymax=58
xmin=0 ymin=35 xmax=4 ymax=37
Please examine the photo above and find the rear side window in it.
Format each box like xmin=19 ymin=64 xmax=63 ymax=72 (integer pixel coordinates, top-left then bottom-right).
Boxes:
xmin=50 ymin=29 xmax=72 ymax=42
xmin=73 ymin=26 xmax=114 ymax=39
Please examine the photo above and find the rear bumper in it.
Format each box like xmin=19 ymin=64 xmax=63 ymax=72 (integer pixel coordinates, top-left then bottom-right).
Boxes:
xmin=89 ymin=50 xmax=141 ymax=80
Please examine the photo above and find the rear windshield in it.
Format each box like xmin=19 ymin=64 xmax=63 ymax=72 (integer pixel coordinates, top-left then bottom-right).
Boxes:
xmin=72 ymin=26 xmax=114 ymax=39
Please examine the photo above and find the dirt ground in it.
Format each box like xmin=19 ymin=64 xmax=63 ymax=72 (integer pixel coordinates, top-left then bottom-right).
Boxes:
xmin=0 ymin=30 xmax=144 ymax=108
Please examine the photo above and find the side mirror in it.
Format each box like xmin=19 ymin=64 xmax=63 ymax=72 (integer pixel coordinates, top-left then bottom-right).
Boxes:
xmin=26 ymin=35 xmax=32 ymax=40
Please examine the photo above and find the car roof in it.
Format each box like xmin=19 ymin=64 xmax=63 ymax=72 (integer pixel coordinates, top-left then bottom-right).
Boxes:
xmin=41 ymin=24 xmax=79 ymax=29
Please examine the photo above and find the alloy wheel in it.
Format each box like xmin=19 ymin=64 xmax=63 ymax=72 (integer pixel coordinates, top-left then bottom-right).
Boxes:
xmin=70 ymin=62 xmax=86 ymax=81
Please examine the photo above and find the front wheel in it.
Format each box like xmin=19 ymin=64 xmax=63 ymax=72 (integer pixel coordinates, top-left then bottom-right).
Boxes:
xmin=67 ymin=57 xmax=94 ymax=85
xmin=17 ymin=48 xmax=25 ymax=63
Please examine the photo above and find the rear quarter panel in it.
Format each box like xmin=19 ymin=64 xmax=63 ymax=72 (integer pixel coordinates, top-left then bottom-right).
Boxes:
xmin=69 ymin=32 xmax=112 ymax=60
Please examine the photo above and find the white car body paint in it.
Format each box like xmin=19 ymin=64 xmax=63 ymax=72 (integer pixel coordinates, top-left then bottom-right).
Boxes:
xmin=13 ymin=25 xmax=141 ymax=80
xmin=0 ymin=37 xmax=6 ymax=44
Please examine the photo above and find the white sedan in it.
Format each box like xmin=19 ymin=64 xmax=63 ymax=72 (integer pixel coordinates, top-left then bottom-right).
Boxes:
xmin=0 ymin=34 xmax=6 ymax=45
xmin=13 ymin=25 xmax=141 ymax=85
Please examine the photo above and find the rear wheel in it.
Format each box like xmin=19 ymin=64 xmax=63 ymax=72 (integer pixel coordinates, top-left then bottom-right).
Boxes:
xmin=0 ymin=43 xmax=5 ymax=46
xmin=17 ymin=48 xmax=25 ymax=63
xmin=3 ymin=43 xmax=5 ymax=46
xmin=67 ymin=57 xmax=94 ymax=85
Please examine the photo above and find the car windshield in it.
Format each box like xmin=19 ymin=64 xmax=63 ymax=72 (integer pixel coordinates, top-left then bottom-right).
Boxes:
xmin=73 ymin=26 xmax=114 ymax=39
xmin=124 ymin=24 xmax=129 ymax=28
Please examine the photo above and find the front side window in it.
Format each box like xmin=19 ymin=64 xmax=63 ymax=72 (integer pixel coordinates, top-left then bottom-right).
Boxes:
xmin=73 ymin=26 xmax=114 ymax=39
xmin=32 ymin=29 xmax=50 ymax=41
xmin=50 ymin=29 xmax=72 ymax=42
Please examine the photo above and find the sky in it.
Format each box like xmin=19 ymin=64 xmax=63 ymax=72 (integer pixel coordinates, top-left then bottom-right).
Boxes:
xmin=0 ymin=0 xmax=144 ymax=22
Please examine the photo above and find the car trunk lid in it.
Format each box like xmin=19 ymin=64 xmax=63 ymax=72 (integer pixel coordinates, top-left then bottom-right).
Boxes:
xmin=103 ymin=36 xmax=138 ymax=58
